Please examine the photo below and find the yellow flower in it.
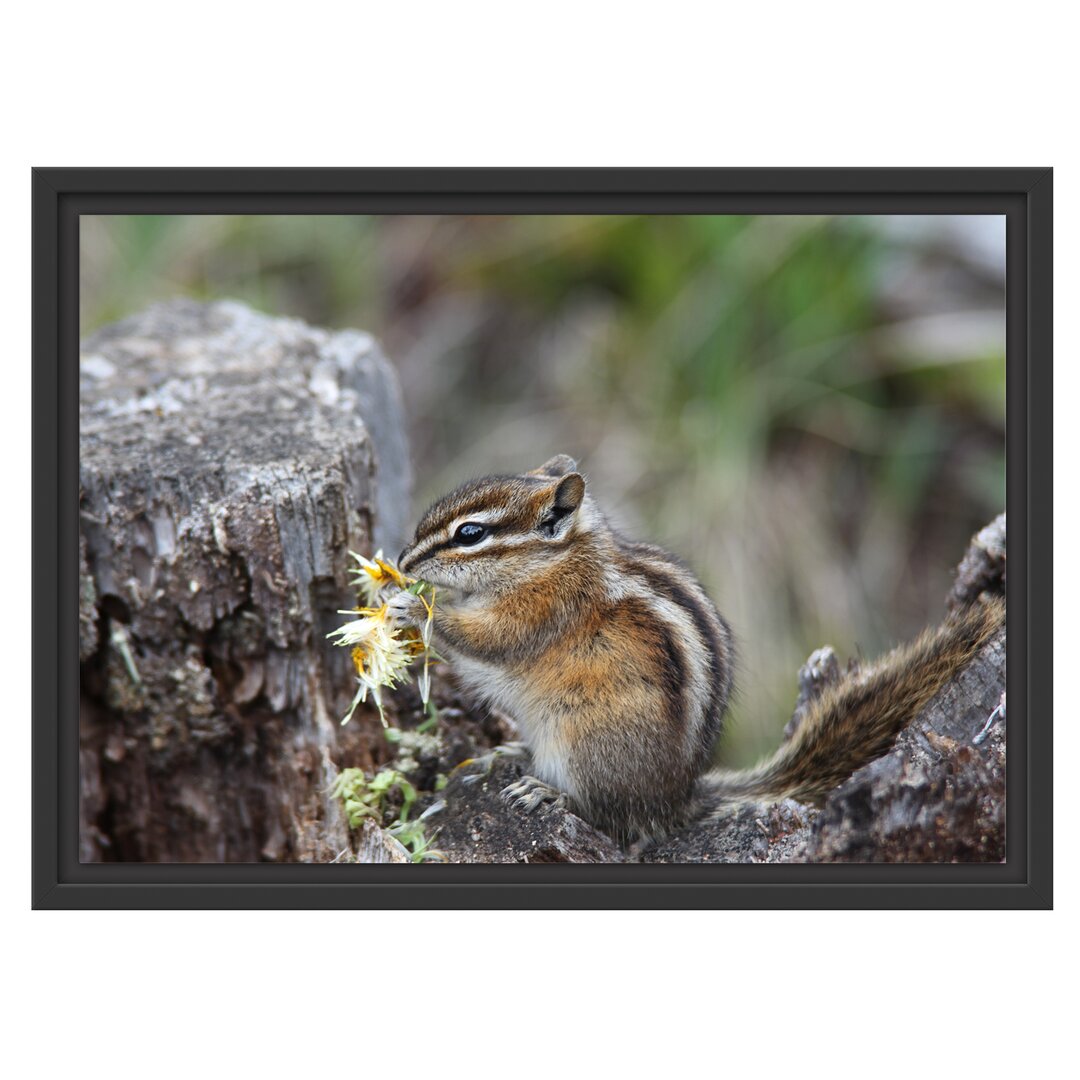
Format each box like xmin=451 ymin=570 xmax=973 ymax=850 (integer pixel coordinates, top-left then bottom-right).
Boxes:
xmin=328 ymin=554 xmax=438 ymax=724
xmin=349 ymin=549 xmax=411 ymax=606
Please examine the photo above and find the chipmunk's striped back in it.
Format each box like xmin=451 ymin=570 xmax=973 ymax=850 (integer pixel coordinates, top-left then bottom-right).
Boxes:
xmin=398 ymin=455 xmax=735 ymax=841
xmin=395 ymin=455 xmax=1002 ymax=847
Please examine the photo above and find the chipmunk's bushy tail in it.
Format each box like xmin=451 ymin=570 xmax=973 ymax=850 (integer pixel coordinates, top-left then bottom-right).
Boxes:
xmin=700 ymin=597 xmax=1005 ymax=808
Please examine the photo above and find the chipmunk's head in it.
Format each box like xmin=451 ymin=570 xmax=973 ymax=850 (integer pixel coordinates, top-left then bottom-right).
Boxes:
xmin=399 ymin=455 xmax=592 ymax=595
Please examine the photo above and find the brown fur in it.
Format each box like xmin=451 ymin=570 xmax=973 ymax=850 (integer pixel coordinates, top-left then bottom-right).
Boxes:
xmin=701 ymin=596 xmax=1005 ymax=807
xmin=397 ymin=457 xmax=1005 ymax=846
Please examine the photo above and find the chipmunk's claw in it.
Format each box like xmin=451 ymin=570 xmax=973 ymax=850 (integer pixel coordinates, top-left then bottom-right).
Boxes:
xmin=385 ymin=589 xmax=425 ymax=629
xmin=457 ymin=740 xmax=530 ymax=780
xmin=501 ymin=775 xmax=567 ymax=814
xmin=491 ymin=740 xmax=529 ymax=760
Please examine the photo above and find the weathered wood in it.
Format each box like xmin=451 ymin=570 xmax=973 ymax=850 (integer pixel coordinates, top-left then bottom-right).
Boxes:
xmin=431 ymin=757 xmax=627 ymax=863
xmin=353 ymin=819 xmax=412 ymax=864
xmin=948 ymin=512 xmax=1006 ymax=610
xmin=79 ymin=300 xmax=410 ymax=862
xmin=803 ymin=632 xmax=1006 ymax=862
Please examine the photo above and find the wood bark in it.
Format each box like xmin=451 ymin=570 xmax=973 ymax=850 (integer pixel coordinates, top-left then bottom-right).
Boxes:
xmin=79 ymin=300 xmax=410 ymax=862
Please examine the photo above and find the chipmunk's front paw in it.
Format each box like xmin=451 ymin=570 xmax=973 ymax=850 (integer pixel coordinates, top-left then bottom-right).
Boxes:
xmin=501 ymin=775 xmax=567 ymax=814
xmin=385 ymin=589 xmax=425 ymax=629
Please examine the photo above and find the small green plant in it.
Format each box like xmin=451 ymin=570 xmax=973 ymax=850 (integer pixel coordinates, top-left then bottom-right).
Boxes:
xmin=330 ymin=766 xmax=445 ymax=863
xmin=388 ymin=818 xmax=447 ymax=863
xmin=331 ymin=767 xmax=417 ymax=828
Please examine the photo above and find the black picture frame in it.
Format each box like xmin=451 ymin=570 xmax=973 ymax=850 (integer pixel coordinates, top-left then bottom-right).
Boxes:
xmin=33 ymin=167 xmax=1052 ymax=909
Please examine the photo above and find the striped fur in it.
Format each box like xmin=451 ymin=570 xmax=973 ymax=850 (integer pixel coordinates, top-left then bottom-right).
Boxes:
xmin=398 ymin=457 xmax=1003 ymax=846
xmin=701 ymin=596 xmax=1005 ymax=808
xmin=399 ymin=457 xmax=734 ymax=843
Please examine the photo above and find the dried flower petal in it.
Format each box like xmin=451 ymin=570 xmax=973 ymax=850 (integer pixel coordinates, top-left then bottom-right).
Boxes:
xmin=329 ymin=554 xmax=438 ymax=726
xmin=349 ymin=549 xmax=409 ymax=606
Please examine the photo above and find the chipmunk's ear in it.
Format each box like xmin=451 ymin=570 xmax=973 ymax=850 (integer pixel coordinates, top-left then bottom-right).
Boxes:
xmin=528 ymin=454 xmax=578 ymax=478
xmin=538 ymin=471 xmax=585 ymax=537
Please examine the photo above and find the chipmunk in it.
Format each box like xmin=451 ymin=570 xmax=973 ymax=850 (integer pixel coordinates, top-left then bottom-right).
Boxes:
xmin=389 ymin=455 xmax=1005 ymax=846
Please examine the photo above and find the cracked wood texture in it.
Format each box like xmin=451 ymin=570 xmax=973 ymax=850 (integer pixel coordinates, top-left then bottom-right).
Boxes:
xmin=79 ymin=300 xmax=410 ymax=862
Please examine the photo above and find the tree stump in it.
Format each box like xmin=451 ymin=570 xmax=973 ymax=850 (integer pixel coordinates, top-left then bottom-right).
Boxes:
xmin=79 ymin=300 xmax=411 ymax=862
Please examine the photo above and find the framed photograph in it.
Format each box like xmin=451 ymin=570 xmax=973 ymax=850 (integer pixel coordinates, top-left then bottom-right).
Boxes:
xmin=33 ymin=168 xmax=1052 ymax=908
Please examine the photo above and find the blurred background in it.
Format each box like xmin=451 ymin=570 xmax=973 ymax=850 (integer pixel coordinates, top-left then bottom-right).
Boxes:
xmin=80 ymin=214 xmax=1005 ymax=767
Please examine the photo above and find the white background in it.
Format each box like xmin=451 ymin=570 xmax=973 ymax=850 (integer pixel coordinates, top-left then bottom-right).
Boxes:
xmin=2 ymin=3 xmax=1073 ymax=1076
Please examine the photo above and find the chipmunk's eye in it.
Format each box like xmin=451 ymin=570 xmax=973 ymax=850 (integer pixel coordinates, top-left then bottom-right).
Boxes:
xmin=453 ymin=522 xmax=489 ymax=546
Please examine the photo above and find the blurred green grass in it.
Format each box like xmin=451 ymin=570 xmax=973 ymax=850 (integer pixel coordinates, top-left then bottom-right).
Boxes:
xmin=80 ymin=213 xmax=1005 ymax=767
